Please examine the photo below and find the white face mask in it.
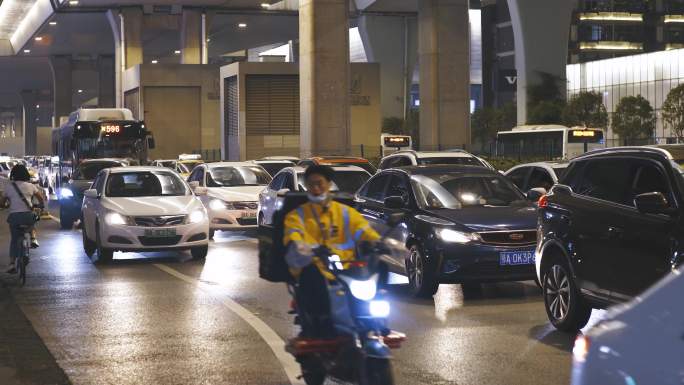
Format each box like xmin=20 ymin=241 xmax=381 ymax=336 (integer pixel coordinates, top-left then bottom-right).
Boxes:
xmin=307 ymin=193 xmax=328 ymax=204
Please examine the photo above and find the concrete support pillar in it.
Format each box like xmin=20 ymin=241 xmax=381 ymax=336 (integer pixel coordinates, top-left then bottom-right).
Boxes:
xmin=418 ymin=0 xmax=470 ymax=150
xmin=299 ymin=0 xmax=351 ymax=157
xmin=49 ymin=55 xmax=73 ymax=126
xmin=20 ymin=90 xmax=37 ymax=155
xmin=180 ymin=9 xmax=203 ymax=64
xmin=121 ymin=7 xmax=143 ymax=69
xmin=508 ymin=0 xmax=575 ymax=124
xmin=98 ymin=55 xmax=115 ymax=108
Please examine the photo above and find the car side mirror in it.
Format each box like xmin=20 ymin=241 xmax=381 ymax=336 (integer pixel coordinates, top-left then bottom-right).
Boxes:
xmin=634 ymin=192 xmax=670 ymax=215
xmin=188 ymin=181 xmax=199 ymax=190
xmin=84 ymin=189 xmax=99 ymax=199
xmin=526 ymin=187 xmax=547 ymax=202
xmin=147 ymin=137 xmax=156 ymax=149
xmin=384 ymin=196 xmax=405 ymax=210
xmin=194 ymin=186 xmax=208 ymax=196
xmin=552 ymin=184 xmax=572 ymax=195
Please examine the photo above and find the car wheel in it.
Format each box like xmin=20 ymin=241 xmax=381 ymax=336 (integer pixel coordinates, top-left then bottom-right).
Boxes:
xmin=209 ymin=229 xmax=215 ymax=240
xmin=82 ymin=225 xmax=96 ymax=257
xmin=94 ymin=222 xmax=114 ymax=263
xmin=191 ymin=245 xmax=208 ymax=260
xmin=542 ymin=257 xmax=592 ymax=332
xmin=406 ymin=245 xmax=439 ymax=298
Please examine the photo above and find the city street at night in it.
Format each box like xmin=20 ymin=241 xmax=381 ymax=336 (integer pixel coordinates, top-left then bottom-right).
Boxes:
xmin=0 ymin=202 xmax=581 ymax=385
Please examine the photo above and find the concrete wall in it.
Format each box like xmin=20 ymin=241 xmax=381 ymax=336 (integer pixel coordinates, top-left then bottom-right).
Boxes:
xmin=0 ymin=136 xmax=24 ymax=156
xmin=219 ymin=61 xmax=381 ymax=161
xmin=36 ymin=126 xmax=52 ymax=155
xmin=123 ymin=64 xmax=220 ymax=159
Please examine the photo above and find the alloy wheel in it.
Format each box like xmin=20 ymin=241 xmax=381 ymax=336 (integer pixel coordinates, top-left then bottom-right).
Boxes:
xmin=409 ymin=248 xmax=423 ymax=289
xmin=545 ymin=265 xmax=570 ymax=321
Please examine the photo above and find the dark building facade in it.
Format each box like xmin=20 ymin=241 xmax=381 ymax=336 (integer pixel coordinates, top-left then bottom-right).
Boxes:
xmin=481 ymin=0 xmax=684 ymax=108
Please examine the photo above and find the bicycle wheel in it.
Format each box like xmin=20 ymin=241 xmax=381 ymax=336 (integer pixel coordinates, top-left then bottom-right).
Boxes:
xmin=18 ymin=235 xmax=28 ymax=286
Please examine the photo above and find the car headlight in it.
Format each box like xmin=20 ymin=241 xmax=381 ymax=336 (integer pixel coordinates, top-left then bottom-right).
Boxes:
xmin=348 ymin=274 xmax=378 ymax=301
xmin=59 ymin=188 xmax=73 ymax=199
xmin=369 ymin=300 xmax=391 ymax=318
xmin=189 ymin=209 xmax=206 ymax=224
xmin=105 ymin=212 xmax=132 ymax=226
xmin=436 ymin=228 xmax=480 ymax=244
xmin=209 ymin=199 xmax=226 ymax=210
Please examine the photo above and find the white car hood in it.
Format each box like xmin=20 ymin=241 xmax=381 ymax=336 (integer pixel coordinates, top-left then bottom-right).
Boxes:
xmin=103 ymin=195 xmax=202 ymax=216
xmin=208 ymin=185 xmax=264 ymax=202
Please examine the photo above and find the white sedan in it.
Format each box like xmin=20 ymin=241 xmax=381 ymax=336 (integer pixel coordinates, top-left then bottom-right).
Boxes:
xmin=81 ymin=166 xmax=210 ymax=263
xmin=187 ymin=162 xmax=271 ymax=237
xmin=258 ymin=165 xmax=371 ymax=225
xmin=571 ymin=265 xmax=684 ymax=385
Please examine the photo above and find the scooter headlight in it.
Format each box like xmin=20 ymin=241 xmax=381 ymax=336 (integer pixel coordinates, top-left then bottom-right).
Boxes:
xmin=59 ymin=188 xmax=74 ymax=199
xmin=348 ymin=274 xmax=378 ymax=301
xmin=369 ymin=300 xmax=390 ymax=318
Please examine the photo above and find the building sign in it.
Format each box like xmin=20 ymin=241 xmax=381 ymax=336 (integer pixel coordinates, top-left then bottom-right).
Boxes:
xmin=498 ymin=69 xmax=517 ymax=92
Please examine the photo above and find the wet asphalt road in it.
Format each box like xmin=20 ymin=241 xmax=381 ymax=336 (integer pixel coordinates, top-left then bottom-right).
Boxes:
xmin=0 ymin=203 xmax=604 ymax=385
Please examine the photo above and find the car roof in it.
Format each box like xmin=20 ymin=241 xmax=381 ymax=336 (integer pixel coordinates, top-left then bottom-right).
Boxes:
xmin=81 ymin=158 xmax=129 ymax=164
xmin=108 ymin=166 xmax=178 ymax=173
xmin=206 ymin=161 xmax=260 ymax=168
xmin=388 ymin=164 xmax=496 ymax=175
xmin=572 ymin=146 xmax=674 ymax=162
xmin=284 ymin=165 xmax=370 ymax=174
xmin=252 ymin=159 xmax=294 ymax=164
xmin=306 ymin=156 xmax=370 ymax=163
xmin=507 ymin=161 xmax=570 ymax=170
xmin=259 ymin=156 xmax=299 ymax=160
xmin=387 ymin=150 xmax=477 ymax=158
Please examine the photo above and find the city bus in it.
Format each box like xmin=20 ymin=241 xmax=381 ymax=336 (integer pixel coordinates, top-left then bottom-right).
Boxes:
xmin=51 ymin=108 xmax=155 ymax=187
xmin=496 ymin=125 xmax=604 ymax=160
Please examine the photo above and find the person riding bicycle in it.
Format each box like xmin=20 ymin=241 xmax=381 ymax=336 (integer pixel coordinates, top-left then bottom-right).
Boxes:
xmin=283 ymin=165 xmax=381 ymax=337
xmin=1 ymin=164 xmax=45 ymax=273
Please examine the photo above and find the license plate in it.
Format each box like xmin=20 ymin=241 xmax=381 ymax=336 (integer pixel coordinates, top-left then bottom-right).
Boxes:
xmin=241 ymin=211 xmax=257 ymax=219
xmin=499 ymin=250 xmax=535 ymax=266
xmin=144 ymin=228 xmax=177 ymax=238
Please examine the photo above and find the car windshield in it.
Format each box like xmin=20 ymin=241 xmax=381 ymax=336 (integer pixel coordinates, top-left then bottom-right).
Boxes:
xmin=411 ymin=173 xmax=526 ymax=209
xmin=258 ymin=162 xmax=294 ymax=176
xmin=417 ymin=157 xmax=485 ymax=167
xmin=106 ymin=171 xmax=189 ymax=197
xmin=207 ymin=166 xmax=272 ymax=187
xmin=74 ymin=162 xmax=121 ymax=180
xmin=296 ymin=170 xmax=370 ymax=193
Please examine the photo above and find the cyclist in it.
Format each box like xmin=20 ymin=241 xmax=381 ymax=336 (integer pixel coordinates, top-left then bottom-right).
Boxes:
xmin=1 ymin=164 xmax=45 ymax=273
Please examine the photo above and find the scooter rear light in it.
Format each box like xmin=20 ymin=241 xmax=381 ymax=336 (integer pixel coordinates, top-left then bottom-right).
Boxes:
xmin=286 ymin=336 xmax=351 ymax=355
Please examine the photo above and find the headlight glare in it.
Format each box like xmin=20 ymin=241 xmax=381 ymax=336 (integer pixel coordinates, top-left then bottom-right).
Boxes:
xmin=349 ymin=276 xmax=378 ymax=301
xmin=189 ymin=209 xmax=206 ymax=224
xmin=369 ymin=300 xmax=390 ymax=318
xmin=209 ymin=199 xmax=226 ymax=210
xmin=105 ymin=212 xmax=130 ymax=226
xmin=437 ymin=228 xmax=479 ymax=243
xmin=59 ymin=188 xmax=74 ymax=199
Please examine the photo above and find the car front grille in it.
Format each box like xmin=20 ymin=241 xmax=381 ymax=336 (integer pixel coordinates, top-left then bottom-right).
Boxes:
xmin=138 ymin=236 xmax=182 ymax=246
xmin=134 ymin=215 xmax=187 ymax=227
xmin=232 ymin=201 xmax=258 ymax=210
xmin=477 ymin=230 xmax=537 ymax=246
xmin=450 ymin=261 xmax=535 ymax=276
xmin=237 ymin=218 xmax=257 ymax=226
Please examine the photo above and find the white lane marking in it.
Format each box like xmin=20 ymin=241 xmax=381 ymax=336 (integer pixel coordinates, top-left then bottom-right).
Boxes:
xmin=153 ymin=263 xmax=304 ymax=385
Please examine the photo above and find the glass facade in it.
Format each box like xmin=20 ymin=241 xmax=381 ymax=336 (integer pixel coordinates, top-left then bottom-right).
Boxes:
xmin=567 ymin=48 xmax=684 ymax=140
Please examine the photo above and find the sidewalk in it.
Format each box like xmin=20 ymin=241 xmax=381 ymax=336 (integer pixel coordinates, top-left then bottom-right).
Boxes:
xmin=0 ymin=281 xmax=71 ymax=385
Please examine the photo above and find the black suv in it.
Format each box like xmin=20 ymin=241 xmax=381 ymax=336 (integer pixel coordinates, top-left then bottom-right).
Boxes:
xmin=537 ymin=147 xmax=684 ymax=331
xmin=355 ymin=165 xmax=539 ymax=297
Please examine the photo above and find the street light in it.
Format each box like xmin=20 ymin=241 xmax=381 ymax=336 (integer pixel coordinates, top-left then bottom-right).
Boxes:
xmin=238 ymin=23 xmax=247 ymax=28
xmin=49 ymin=21 xmax=57 ymax=26
xmin=151 ymin=60 xmax=158 ymax=64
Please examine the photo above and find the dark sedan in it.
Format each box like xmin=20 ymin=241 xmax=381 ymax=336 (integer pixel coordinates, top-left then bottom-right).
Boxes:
xmin=58 ymin=159 xmax=128 ymax=229
xmin=355 ymin=165 xmax=538 ymax=297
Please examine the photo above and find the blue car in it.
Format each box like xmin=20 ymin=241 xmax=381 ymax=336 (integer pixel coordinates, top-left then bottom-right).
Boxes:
xmin=354 ymin=165 xmax=539 ymax=297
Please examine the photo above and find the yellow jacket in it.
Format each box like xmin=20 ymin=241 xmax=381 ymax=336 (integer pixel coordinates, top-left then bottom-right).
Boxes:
xmin=283 ymin=200 xmax=380 ymax=280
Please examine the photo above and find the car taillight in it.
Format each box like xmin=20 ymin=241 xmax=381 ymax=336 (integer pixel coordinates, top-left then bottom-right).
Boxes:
xmin=538 ymin=194 xmax=548 ymax=208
